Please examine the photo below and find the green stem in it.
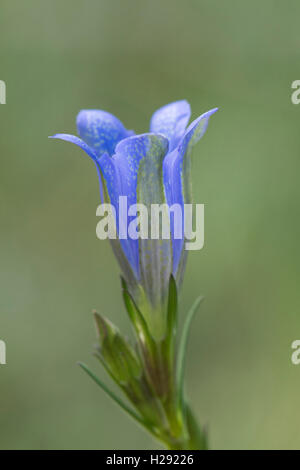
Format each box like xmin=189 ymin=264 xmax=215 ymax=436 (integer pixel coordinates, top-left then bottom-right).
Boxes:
xmin=160 ymin=404 xmax=208 ymax=450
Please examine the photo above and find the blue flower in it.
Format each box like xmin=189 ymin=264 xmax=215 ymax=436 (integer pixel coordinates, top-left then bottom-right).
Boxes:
xmin=50 ymin=101 xmax=217 ymax=336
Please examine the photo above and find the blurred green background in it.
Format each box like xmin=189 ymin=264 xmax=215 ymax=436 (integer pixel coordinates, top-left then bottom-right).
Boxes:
xmin=1 ymin=0 xmax=300 ymax=450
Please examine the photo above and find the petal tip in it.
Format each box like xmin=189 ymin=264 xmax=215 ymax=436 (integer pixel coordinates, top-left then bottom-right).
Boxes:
xmin=204 ymin=107 xmax=219 ymax=117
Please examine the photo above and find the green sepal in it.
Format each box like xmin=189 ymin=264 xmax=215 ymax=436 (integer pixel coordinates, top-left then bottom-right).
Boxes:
xmin=121 ymin=277 xmax=155 ymax=352
xmin=164 ymin=275 xmax=178 ymax=355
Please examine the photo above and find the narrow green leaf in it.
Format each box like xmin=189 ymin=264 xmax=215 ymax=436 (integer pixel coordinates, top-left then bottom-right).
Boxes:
xmin=78 ymin=362 xmax=148 ymax=429
xmin=166 ymin=275 xmax=178 ymax=340
xmin=162 ymin=275 xmax=178 ymax=363
xmin=120 ymin=275 xmax=127 ymax=292
xmin=176 ymin=296 xmax=204 ymax=410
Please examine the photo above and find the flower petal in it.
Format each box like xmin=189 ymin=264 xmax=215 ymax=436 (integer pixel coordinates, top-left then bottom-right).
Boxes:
xmin=49 ymin=133 xmax=98 ymax=161
xmin=98 ymin=134 xmax=169 ymax=281
xmin=50 ymin=133 xmax=141 ymax=293
xmin=136 ymin=135 xmax=172 ymax=337
xmin=76 ymin=110 xmax=134 ymax=157
xmin=180 ymin=107 xmax=218 ymax=204
xmin=150 ymin=100 xmax=191 ymax=151
xmin=49 ymin=133 xmax=104 ymax=201
xmin=163 ymin=108 xmax=218 ymax=276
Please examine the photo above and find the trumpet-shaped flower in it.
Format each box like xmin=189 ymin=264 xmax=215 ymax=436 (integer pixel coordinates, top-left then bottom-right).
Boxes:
xmin=50 ymin=101 xmax=217 ymax=337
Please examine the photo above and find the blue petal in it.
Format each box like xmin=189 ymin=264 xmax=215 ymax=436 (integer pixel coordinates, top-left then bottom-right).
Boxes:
xmin=163 ymin=108 xmax=218 ymax=275
xmin=135 ymin=136 xmax=172 ymax=334
xmin=49 ymin=133 xmax=141 ymax=288
xmin=181 ymin=107 xmax=219 ymax=161
xmin=50 ymin=133 xmax=98 ymax=161
xmin=49 ymin=133 xmax=104 ymax=201
xmin=76 ymin=110 xmax=134 ymax=157
xmin=150 ymin=100 xmax=191 ymax=151
xmin=98 ymin=133 xmax=169 ymax=279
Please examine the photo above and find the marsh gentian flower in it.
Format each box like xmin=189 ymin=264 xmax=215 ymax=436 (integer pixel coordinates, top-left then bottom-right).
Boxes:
xmin=51 ymin=100 xmax=217 ymax=450
xmin=51 ymin=101 xmax=217 ymax=338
